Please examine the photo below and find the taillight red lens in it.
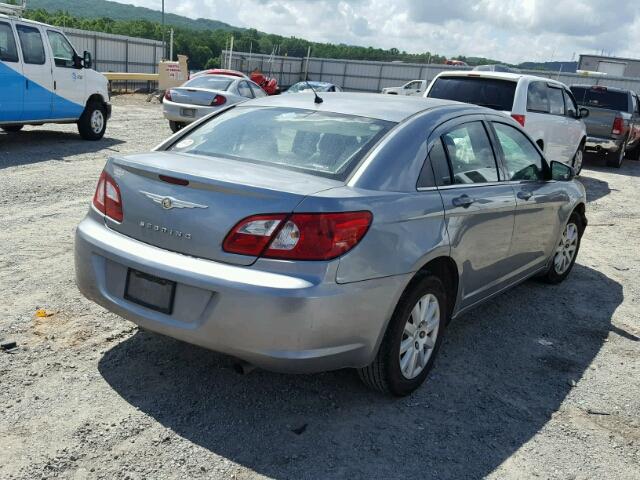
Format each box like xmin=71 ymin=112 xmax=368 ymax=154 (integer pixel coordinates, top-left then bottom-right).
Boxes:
xmin=92 ymin=171 xmax=123 ymax=222
xmin=164 ymin=89 xmax=172 ymax=101
xmin=223 ymin=212 xmax=372 ymax=260
xmin=612 ymin=116 xmax=624 ymax=135
xmin=511 ymin=114 xmax=526 ymax=127
xmin=211 ymin=94 xmax=227 ymax=106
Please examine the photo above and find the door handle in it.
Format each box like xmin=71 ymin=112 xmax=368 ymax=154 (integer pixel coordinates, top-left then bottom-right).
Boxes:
xmin=517 ymin=191 xmax=533 ymax=201
xmin=452 ymin=194 xmax=476 ymax=208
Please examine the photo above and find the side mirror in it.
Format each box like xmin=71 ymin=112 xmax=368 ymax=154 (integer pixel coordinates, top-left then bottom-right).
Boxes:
xmin=551 ymin=161 xmax=575 ymax=181
xmin=83 ymin=51 xmax=93 ymax=69
xmin=578 ymin=107 xmax=589 ymax=119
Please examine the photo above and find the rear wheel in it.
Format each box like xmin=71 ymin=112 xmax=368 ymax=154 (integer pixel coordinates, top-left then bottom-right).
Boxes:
xmin=358 ymin=274 xmax=447 ymax=396
xmin=606 ymin=139 xmax=626 ymax=168
xmin=572 ymin=143 xmax=585 ymax=175
xmin=542 ymin=212 xmax=583 ymax=284
xmin=169 ymin=121 xmax=185 ymax=133
xmin=77 ymin=101 xmax=107 ymax=140
xmin=1 ymin=125 xmax=24 ymax=133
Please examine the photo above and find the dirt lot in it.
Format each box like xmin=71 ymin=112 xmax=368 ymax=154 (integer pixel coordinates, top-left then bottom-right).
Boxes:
xmin=0 ymin=94 xmax=639 ymax=480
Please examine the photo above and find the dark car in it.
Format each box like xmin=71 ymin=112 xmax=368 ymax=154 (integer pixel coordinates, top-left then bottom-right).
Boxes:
xmin=570 ymin=85 xmax=640 ymax=167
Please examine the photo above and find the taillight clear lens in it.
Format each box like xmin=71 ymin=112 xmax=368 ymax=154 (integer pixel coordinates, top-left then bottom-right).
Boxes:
xmin=92 ymin=170 xmax=123 ymax=222
xmin=211 ymin=94 xmax=227 ymax=106
xmin=223 ymin=214 xmax=286 ymax=256
xmin=223 ymin=212 xmax=372 ymax=260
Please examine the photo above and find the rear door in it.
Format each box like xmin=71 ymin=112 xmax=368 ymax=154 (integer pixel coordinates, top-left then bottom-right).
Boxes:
xmin=546 ymin=84 xmax=572 ymax=163
xmin=45 ymin=29 xmax=85 ymax=119
xmin=15 ymin=23 xmax=53 ymax=121
xmin=489 ymin=120 xmax=566 ymax=276
xmin=432 ymin=117 xmax=517 ymax=309
xmin=0 ymin=20 xmax=23 ymax=122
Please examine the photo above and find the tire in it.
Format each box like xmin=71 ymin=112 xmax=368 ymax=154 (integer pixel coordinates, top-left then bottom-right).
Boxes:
xmin=542 ymin=212 xmax=583 ymax=284
xmin=77 ymin=101 xmax=107 ymax=140
xmin=169 ymin=121 xmax=185 ymax=133
xmin=606 ymin=139 xmax=626 ymax=168
xmin=572 ymin=143 xmax=585 ymax=175
xmin=358 ymin=274 xmax=448 ymax=396
xmin=1 ymin=125 xmax=24 ymax=133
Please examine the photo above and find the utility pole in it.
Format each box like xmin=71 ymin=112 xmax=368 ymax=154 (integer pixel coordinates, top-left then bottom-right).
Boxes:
xmin=161 ymin=0 xmax=165 ymax=60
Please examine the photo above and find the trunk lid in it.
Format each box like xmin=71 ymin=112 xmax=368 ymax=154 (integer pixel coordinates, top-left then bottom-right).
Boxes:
xmin=104 ymin=152 xmax=340 ymax=266
xmin=171 ymin=87 xmax=226 ymax=107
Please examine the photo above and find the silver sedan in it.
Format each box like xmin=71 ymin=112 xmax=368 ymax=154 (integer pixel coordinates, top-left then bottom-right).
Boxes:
xmin=162 ymin=74 xmax=266 ymax=133
xmin=75 ymin=93 xmax=587 ymax=396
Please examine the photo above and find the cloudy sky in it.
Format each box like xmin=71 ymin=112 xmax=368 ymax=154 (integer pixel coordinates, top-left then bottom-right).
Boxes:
xmin=117 ymin=0 xmax=640 ymax=63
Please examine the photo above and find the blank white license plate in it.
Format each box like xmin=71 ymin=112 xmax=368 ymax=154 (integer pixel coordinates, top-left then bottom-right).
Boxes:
xmin=180 ymin=108 xmax=196 ymax=118
xmin=124 ymin=269 xmax=176 ymax=314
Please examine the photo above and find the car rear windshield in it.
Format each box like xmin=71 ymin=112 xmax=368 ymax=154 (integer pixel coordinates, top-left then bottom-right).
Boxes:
xmin=169 ymin=106 xmax=395 ymax=180
xmin=570 ymin=87 xmax=629 ymax=112
xmin=428 ymin=76 xmax=517 ymax=111
xmin=183 ymin=76 xmax=233 ymax=90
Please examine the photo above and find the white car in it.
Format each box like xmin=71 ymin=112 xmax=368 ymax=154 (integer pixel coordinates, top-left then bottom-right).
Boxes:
xmin=0 ymin=10 xmax=110 ymax=140
xmin=382 ymin=80 xmax=427 ymax=96
xmin=425 ymin=71 xmax=588 ymax=173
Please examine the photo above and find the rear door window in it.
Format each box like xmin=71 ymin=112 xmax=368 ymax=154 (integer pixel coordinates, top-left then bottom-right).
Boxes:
xmin=441 ymin=122 xmax=500 ymax=184
xmin=0 ymin=22 xmax=19 ymax=62
xmin=527 ymin=82 xmax=550 ymax=113
xmin=570 ymin=86 xmax=630 ymax=112
xmin=548 ymin=87 xmax=565 ymax=115
xmin=237 ymin=81 xmax=254 ymax=99
xmin=16 ymin=24 xmax=46 ymax=65
xmin=428 ymin=77 xmax=516 ymax=111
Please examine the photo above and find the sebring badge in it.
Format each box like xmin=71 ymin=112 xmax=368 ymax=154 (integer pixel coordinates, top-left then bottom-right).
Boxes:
xmin=140 ymin=191 xmax=208 ymax=210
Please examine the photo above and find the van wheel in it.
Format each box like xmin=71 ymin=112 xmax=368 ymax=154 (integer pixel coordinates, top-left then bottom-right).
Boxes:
xmin=1 ymin=125 xmax=24 ymax=133
xmin=77 ymin=101 xmax=107 ymax=140
xmin=169 ymin=121 xmax=185 ymax=133
xmin=358 ymin=274 xmax=447 ymax=396
xmin=542 ymin=212 xmax=583 ymax=284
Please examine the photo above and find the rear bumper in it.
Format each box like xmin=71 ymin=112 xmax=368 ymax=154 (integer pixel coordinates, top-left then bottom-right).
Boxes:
xmin=74 ymin=216 xmax=408 ymax=373
xmin=162 ymin=100 xmax=217 ymax=124
xmin=585 ymin=136 xmax=623 ymax=154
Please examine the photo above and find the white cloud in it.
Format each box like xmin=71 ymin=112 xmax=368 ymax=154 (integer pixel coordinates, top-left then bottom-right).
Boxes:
xmin=117 ymin=0 xmax=640 ymax=63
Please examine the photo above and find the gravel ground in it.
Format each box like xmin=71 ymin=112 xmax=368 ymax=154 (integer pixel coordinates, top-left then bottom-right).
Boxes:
xmin=0 ymin=94 xmax=639 ymax=480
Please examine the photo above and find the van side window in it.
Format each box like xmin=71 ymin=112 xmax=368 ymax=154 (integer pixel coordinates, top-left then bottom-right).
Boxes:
xmin=563 ymin=90 xmax=578 ymax=117
xmin=527 ymin=82 xmax=549 ymax=113
xmin=548 ymin=87 xmax=565 ymax=115
xmin=47 ymin=31 xmax=75 ymax=68
xmin=0 ymin=22 xmax=19 ymax=62
xmin=442 ymin=122 xmax=500 ymax=184
xmin=16 ymin=24 xmax=46 ymax=65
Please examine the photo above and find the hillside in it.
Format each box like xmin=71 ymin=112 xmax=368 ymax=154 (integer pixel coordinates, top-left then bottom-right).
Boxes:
xmin=27 ymin=0 xmax=239 ymax=32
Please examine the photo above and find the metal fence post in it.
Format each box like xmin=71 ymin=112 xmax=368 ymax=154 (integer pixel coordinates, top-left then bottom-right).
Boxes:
xmin=376 ymin=64 xmax=383 ymax=92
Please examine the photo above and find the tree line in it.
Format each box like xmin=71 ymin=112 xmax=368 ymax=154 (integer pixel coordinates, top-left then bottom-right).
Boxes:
xmin=23 ymin=8 xmax=505 ymax=70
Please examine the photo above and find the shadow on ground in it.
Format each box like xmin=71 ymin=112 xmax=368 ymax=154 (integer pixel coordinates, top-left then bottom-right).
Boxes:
xmin=99 ymin=264 xmax=622 ymax=479
xmin=0 ymin=130 xmax=123 ymax=169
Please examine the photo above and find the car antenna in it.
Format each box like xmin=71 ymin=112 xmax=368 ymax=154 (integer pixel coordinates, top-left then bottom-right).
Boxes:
xmin=305 ymin=80 xmax=323 ymax=104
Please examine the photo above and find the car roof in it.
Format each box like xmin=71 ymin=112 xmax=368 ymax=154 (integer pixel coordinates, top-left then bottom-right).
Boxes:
xmin=0 ymin=13 xmax=54 ymax=28
xmin=242 ymin=92 xmax=482 ymax=122
xmin=434 ymin=70 xmax=568 ymax=87
xmin=293 ymin=81 xmax=334 ymax=86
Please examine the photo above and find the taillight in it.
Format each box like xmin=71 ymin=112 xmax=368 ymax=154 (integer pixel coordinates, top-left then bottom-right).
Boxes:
xmin=164 ymin=89 xmax=172 ymax=101
xmin=511 ymin=114 xmax=526 ymax=127
xmin=92 ymin=171 xmax=123 ymax=222
xmin=223 ymin=212 xmax=372 ymax=260
xmin=612 ymin=116 xmax=624 ymax=135
xmin=211 ymin=94 xmax=227 ymax=106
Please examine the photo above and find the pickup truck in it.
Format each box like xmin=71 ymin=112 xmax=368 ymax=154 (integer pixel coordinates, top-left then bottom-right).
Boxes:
xmin=569 ymin=85 xmax=640 ymax=167
xmin=381 ymin=80 xmax=427 ymax=96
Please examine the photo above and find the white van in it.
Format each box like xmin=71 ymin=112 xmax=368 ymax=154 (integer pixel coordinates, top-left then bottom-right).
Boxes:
xmin=425 ymin=71 xmax=588 ymax=173
xmin=0 ymin=9 xmax=110 ymax=140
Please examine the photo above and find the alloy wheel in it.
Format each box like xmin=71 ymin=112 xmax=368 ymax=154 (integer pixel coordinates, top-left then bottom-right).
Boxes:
xmin=553 ymin=222 xmax=579 ymax=275
xmin=91 ymin=110 xmax=105 ymax=134
xmin=399 ymin=293 xmax=440 ymax=379
xmin=573 ymin=148 xmax=583 ymax=173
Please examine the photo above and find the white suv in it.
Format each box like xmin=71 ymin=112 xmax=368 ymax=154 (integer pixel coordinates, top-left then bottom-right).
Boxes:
xmin=425 ymin=71 xmax=588 ymax=173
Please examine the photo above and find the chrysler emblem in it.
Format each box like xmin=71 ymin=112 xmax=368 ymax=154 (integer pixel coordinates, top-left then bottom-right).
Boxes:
xmin=141 ymin=191 xmax=208 ymax=210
